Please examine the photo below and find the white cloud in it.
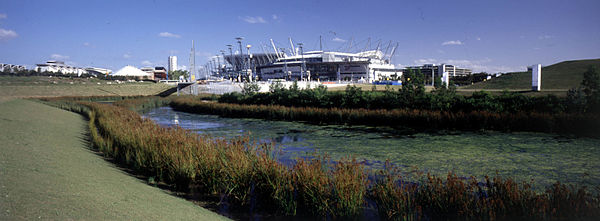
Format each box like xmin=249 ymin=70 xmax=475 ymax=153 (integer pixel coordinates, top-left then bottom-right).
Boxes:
xmin=538 ymin=35 xmax=553 ymax=40
xmin=0 ymin=13 xmax=7 ymax=19
xmin=123 ymin=53 xmax=131 ymax=59
xmin=0 ymin=28 xmax=18 ymax=40
xmin=441 ymin=40 xmax=463 ymax=46
xmin=50 ymin=54 xmax=69 ymax=61
xmin=272 ymin=14 xmax=279 ymax=20
xmin=158 ymin=32 xmax=181 ymax=38
xmin=476 ymin=37 xmax=481 ymax=41
xmin=332 ymin=37 xmax=347 ymax=43
xmin=240 ymin=16 xmax=266 ymax=24
xmin=141 ymin=60 xmax=152 ymax=66
xmin=83 ymin=42 xmax=91 ymax=47
xmin=178 ymin=65 xmax=187 ymax=71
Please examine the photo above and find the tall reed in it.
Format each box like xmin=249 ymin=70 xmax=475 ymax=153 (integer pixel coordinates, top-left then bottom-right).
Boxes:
xmin=44 ymin=97 xmax=600 ymax=220
xmin=170 ymin=97 xmax=600 ymax=137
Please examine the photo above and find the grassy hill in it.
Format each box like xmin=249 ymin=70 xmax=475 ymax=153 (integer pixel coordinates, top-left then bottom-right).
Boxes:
xmin=0 ymin=76 xmax=174 ymax=98
xmin=461 ymin=58 xmax=600 ymax=90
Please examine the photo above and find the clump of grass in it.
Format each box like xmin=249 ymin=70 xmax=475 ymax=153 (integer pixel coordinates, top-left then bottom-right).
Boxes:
xmin=170 ymin=96 xmax=600 ymax=137
xmin=371 ymin=162 xmax=600 ymax=220
xmin=45 ymin=97 xmax=600 ymax=220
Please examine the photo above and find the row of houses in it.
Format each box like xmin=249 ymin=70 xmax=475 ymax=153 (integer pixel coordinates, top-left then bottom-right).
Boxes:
xmin=1 ymin=63 xmax=27 ymax=73
xmin=32 ymin=60 xmax=168 ymax=80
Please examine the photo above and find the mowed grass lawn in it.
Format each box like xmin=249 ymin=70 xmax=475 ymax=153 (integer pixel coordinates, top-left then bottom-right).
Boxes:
xmin=0 ymin=99 xmax=228 ymax=220
xmin=0 ymin=76 xmax=174 ymax=98
xmin=462 ymin=59 xmax=600 ymax=91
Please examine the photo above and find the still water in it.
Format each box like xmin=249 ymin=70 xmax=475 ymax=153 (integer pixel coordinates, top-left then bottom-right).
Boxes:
xmin=143 ymin=106 xmax=600 ymax=189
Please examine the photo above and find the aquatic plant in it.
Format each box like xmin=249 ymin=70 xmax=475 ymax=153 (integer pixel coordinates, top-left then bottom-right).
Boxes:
xmin=171 ymin=97 xmax=600 ymax=137
xmin=44 ymin=97 xmax=600 ymax=220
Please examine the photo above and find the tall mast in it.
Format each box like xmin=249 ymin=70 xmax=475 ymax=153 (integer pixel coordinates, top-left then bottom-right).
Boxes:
xmin=190 ymin=40 xmax=195 ymax=81
xmin=270 ymin=39 xmax=280 ymax=59
xmin=363 ymin=37 xmax=371 ymax=53
xmin=289 ymin=37 xmax=296 ymax=56
xmin=388 ymin=42 xmax=398 ymax=63
xmin=319 ymin=35 xmax=323 ymax=51
xmin=347 ymin=37 xmax=354 ymax=52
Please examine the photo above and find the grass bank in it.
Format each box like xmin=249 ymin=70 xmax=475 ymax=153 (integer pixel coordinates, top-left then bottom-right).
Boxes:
xmin=45 ymin=97 xmax=600 ymax=219
xmin=0 ymin=99 xmax=227 ymax=220
xmin=0 ymin=76 xmax=173 ymax=98
xmin=463 ymin=59 xmax=600 ymax=90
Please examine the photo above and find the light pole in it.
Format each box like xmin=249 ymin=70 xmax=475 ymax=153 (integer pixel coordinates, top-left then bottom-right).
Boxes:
xmin=298 ymin=43 xmax=305 ymax=81
xmin=246 ymin=44 xmax=252 ymax=82
xmin=236 ymin=37 xmax=244 ymax=82
xmin=208 ymin=60 xmax=213 ymax=79
xmin=218 ymin=50 xmax=225 ymax=78
xmin=280 ymin=48 xmax=289 ymax=80
xmin=226 ymin=45 xmax=233 ymax=80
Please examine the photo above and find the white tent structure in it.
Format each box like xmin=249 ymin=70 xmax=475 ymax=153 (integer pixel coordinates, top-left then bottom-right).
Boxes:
xmin=111 ymin=65 xmax=153 ymax=80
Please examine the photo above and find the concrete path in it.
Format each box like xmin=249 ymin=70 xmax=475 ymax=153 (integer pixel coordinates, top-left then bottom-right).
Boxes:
xmin=0 ymin=99 xmax=228 ymax=220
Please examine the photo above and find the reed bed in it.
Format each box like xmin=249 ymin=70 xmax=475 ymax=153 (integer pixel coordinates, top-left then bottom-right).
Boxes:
xmin=45 ymin=97 xmax=600 ymax=219
xmin=170 ymin=97 xmax=600 ymax=137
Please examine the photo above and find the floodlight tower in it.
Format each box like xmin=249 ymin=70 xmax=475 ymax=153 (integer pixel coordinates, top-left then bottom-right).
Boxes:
xmin=246 ymin=44 xmax=252 ymax=82
xmin=280 ymin=48 xmax=289 ymax=80
xmin=189 ymin=40 xmax=196 ymax=82
xmin=236 ymin=37 xmax=244 ymax=81
xmin=218 ymin=50 xmax=224 ymax=78
xmin=298 ymin=43 xmax=305 ymax=81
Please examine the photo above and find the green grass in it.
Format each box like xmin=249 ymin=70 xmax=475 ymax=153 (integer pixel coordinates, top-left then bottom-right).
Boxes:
xmin=462 ymin=58 xmax=600 ymax=90
xmin=0 ymin=99 xmax=228 ymax=220
xmin=0 ymin=75 xmax=174 ymax=98
xmin=41 ymin=97 xmax=600 ymax=219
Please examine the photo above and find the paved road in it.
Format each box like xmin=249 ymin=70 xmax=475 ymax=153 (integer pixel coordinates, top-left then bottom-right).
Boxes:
xmin=0 ymin=99 xmax=228 ymax=220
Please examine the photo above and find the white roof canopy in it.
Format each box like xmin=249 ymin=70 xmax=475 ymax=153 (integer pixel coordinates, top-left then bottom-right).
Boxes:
xmin=111 ymin=65 xmax=151 ymax=77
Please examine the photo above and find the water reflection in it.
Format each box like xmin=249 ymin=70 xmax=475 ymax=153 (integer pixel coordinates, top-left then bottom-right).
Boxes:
xmin=142 ymin=106 xmax=600 ymax=188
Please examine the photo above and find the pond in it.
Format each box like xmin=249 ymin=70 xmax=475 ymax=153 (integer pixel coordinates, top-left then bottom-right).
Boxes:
xmin=143 ymin=106 xmax=600 ymax=189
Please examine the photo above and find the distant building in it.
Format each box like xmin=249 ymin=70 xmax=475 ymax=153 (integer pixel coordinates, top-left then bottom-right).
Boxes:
xmin=154 ymin=66 xmax=167 ymax=80
xmin=404 ymin=64 xmax=472 ymax=77
xmin=1 ymin=63 xmax=26 ymax=73
xmin=403 ymin=63 xmax=472 ymax=86
xmin=35 ymin=60 xmax=87 ymax=76
xmin=85 ymin=67 xmax=112 ymax=77
xmin=111 ymin=66 xmax=153 ymax=80
xmin=168 ymin=56 xmax=177 ymax=73
xmin=530 ymin=64 xmax=541 ymax=91
xmin=225 ymin=50 xmax=402 ymax=82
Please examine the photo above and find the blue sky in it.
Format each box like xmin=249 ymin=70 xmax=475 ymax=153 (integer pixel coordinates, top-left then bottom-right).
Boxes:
xmin=1 ymin=0 xmax=599 ymax=73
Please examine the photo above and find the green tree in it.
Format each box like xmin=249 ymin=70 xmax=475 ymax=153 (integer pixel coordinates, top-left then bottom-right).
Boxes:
xmin=242 ymin=82 xmax=260 ymax=95
xmin=582 ymin=66 xmax=600 ymax=98
xmin=581 ymin=66 xmax=600 ymax=112
xmin=269 ymin=81 xmax=286 ymax=93
xmin=401 ymin=69 xmax=425 ymax=95
xmin=169 ymin=70 xmax=189 ymax=80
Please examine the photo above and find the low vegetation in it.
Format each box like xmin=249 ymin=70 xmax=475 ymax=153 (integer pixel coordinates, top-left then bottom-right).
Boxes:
xmin=172 ymin=97 xmax=599 ymax=136
xmin=220 ymin=69 xmax=595 ymax=114
xmin=193 ymin=66 xmax=600 ymax=137
xmin=42 ymin=97 xmax=600 ymax=219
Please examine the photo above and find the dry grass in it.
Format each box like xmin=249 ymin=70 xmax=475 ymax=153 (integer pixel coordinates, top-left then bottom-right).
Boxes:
xmin=171 ymin=97 xmax=600 ymax=137
xmin=44 ymin=97 xmax=600 ymax=219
